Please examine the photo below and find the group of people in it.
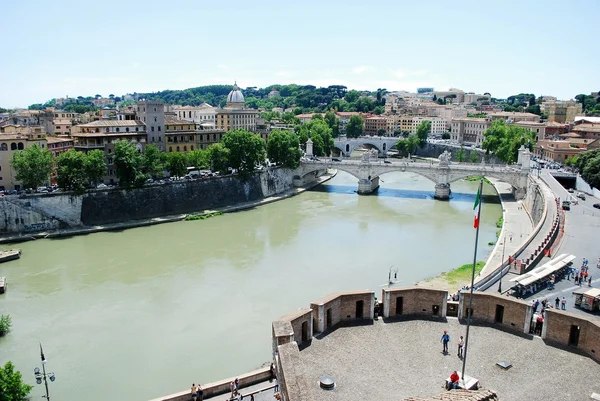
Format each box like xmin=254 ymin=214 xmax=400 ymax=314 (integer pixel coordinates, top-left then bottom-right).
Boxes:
xmin=572 ymin=258 xmax=594 ymax=286
xmin=190 ymin=383 xmax=204 ymax=401
xmin=440 ymin=331 xmax=465 ymax=359
xmin=531 ymin=297 xmax=566 ymax=335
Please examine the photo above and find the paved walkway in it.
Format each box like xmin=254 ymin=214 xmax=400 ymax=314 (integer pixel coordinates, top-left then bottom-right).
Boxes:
xmin=204 ymin=379 xmax=279 ymax=401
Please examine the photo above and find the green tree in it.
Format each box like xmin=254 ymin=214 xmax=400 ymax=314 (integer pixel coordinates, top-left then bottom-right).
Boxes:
xmin=142 ymin=144 xmax=164 ymax=179
xmin=373 ymin=106 xmax=385 ymax=115
xmin=324 ymin=111 xmax=341 ymax=137
xmin=395 ymin=135 xmax=419 ymax=157
xmin=469 ymin=151 xmax=480 ymax=163
xmin=564 ymin=155 xmax=579 ymax=167
xmin=346 ymin=115 xmax=364 ymax=138
xmin=207 ymin=143 xmax=230 ymax=173
xmin=576 ymin=149 xmax=600 ymax=189
xmin=186 ymin=149 xmax=210 ymax=171
xmin=0 ymin=361 xmax=33 ymax=401
xmin=441 ymin=132 xmax=450 ymax=140
xmin=221 ymin=129 xmax=266 ymax=177
xmin=0 ymin=314 xmax=11 ymax=336
xmin=10 ymin=144 xmax=53 ymax=189
xmin=456 ymin=147 xmax=466 ymax=162
xmin=113 ymin=140 xmax=146 ymax=187
xmin=165 ymin=153 xmax=188 ymax=178
xmin=481 ymin=120 xmax=535 ymax=164
xmin=56 ymin=150 xmax=87 ymax=192
xmin=266 ymin=130 xmax=302 ymax=168
xmin=85 ymin=149 xmax=107 ymax=186
xmin=310 ymin=132 xmax=325 ymax=157
xmin=307 ymin=119 xmax=334 ymax=156
xmin=345 ymin=90 xmax=360 ymax=103
xmin=415 ymin=120 xmax=431 ymax=147
xmin=377 ymin=128 xmax=386 ymax=136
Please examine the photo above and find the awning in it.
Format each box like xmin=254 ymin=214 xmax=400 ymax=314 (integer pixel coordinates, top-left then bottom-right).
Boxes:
xmin=510 ymin=254 xmax=574 ymax=287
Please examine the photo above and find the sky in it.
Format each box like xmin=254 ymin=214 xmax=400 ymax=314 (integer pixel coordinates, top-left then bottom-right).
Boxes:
xmin=1 ymin=0 xmax=599 ymax=108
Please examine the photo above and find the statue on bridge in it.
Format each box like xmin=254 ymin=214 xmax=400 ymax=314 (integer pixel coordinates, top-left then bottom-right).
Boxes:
xmin=438 ymin=150 xmax=451 ymax=166
xmin=361 ymin=148 xmax=379 ymax=162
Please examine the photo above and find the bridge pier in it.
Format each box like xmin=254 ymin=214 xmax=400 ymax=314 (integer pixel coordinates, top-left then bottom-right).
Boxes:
xmin=434 ymin=183 xmax=451 ymax=200
xmin=358 ymin=177 xmax=380 ymax=195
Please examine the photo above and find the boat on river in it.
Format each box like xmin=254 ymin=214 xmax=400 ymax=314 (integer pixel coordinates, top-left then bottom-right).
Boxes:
xmin=0 ymin=249 xmax=21 ymax=263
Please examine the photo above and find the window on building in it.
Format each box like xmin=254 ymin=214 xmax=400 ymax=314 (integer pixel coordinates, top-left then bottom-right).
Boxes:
xmin=183 ymin=146 xmax=187 ymax=151
xmin=0 ymin=143 xmax=7 ymax=151
xmin=176 ymin=146 xmax=180 ymax=152
xmin=136 ymin=127 xmax=139 ymax=132
xmin=116 ymin=128 xmax=120 ymax=132
xmin=154 ymin=108 xmax=156 ymax=112
xmin=106 ymin=128 xmax=110 ymax=133
xmin=17 ymin=143 xmax=24 ymax=150
xmin=190 ymin=145 xmax=194 ymax=150
xmin=169 ymin=147 xmax=172 ymax=152
xmin=151 ymin=126 xmax=155 ymax=132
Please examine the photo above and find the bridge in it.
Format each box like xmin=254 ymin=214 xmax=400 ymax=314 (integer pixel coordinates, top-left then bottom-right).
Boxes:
xmin=295 ymin=147 xmax=533 ymax=199
xmin=334 ymin=136 xmax=398 ymax=157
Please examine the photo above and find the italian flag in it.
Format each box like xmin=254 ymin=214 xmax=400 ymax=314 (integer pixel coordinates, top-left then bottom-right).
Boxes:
xmin=473 ymin=185 xmax=481 ymax=229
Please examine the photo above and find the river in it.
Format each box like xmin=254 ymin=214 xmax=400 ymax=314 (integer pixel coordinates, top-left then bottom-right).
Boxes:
xmin=0 ymin=171 xmax=501 ymax=401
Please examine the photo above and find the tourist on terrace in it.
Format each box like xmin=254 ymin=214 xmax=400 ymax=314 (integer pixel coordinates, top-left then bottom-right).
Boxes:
xmin=191 ymin=384 xmax=198 ymax=401
xmin=457 ymin=336 xmax=464 ymax=359
xmin=441 ymin=331 xmax=450 ymax=354
xmin=561 ymin=297 xmax=567 ymax=310
xmin=448 ymin=371 xmax=460 ymax=390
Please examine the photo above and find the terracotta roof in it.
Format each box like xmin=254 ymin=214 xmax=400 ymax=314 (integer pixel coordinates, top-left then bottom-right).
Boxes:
xmin=46 ymin=136 xmax=74 ymax=144
xmin=572 ymin=124 xmax=600 ymax=133
xmin=76 ymin=120 xmax=145 ymax=128
xmin=71 ymin=132 xmax=146 ymax=137
xmin=559 ymin=132 xmax=582 ymax=138
xmin=164 ymin=116 xmax=193 ymax=125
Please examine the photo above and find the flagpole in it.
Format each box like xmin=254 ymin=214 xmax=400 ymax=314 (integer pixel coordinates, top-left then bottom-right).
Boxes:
xmin=461 ymin=178 xmax=483 ymax=385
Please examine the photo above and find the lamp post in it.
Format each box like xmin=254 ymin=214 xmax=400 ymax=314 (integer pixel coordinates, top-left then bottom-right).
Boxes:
xmin=34 ymin=344 xmax=56 ymax=401
xmin=498 ymin=231 xmax=514 ymax=293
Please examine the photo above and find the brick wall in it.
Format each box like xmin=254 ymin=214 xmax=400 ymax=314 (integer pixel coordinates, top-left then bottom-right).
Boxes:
xmin=543 ymin=309 xmax=600 ymax=363
xmin=382 ymin=287 xmax=447 ymax=318
xmin=311 ymin=291 xmax=374 ymax=334
xmin=273 ymin=308 xmax=313 ymax=348
xmin=458 ymin=291 xmax=532 ymax=334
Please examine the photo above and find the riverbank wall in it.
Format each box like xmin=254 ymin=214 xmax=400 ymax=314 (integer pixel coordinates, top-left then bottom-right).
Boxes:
xmin=0 ymin=167 xmax=311 ymax=239
xmin=416 ymin=143 xmax=503 ymax=164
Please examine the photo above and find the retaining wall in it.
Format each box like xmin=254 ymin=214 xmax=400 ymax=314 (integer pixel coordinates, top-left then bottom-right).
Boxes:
xmin=0 ymin=168 xmax=295 ymax=235
xmin=382 ymin=287 xmax=447 ymax=318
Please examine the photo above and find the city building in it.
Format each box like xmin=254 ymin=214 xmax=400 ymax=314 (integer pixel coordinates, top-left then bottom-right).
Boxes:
xmin=450 ymin=117 xmax=491 ymax=145
xmin=296 ymin=113 xmax=324 ymax=124
xmin=38 ymin=109 xmax=79 ymax=135
xmin=532 ymin=139 xmax=598 ymax=163
xmin=543 ymin=100 xmax=582 ymax=123
xmin=0 ymin=127 xmax=48 ymax=190
xmin=463 ymin=93 xmax=491 ymax=104
xmin=487 ymin=112 xmax=540 ymax=123
xmin=431 ymin=88 xmax=465 ymax=103
xmin=514 ymin=121 xmax=547 ymax=141
xmin=174 ymin=103 xmax=217 ymax=128
xmin=71 ymin=120 xmax=147 ymax=184
xmin=215 ymin=83 xmax=259 ymax=132
xmin=46 ymin=136 xmax=74 ymax=157
xmin=411 ymin=117 xmax=447 ymax=136
xmin=570 ymin=121 xmax=600 ymax=140
xmin=135 ymin=101 xmax=165 ymax=149
xmin=165 ymin=116 xmax=199 ymax=153
xmin=336 ymin=112 xmax=364 ymax=134
xmin=364 ymin=116 xmax=388 ymax=135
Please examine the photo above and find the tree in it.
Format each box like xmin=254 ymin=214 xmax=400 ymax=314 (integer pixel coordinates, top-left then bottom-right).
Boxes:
xmin=0 ymin=361 xmax=33 ymax=401
xmin=85 ymin=150 xmax=107 ymax=186
xmin=577 ymin=149 xmax=600 ymax=189
xmin=324 ymin=111 xmax=341 ymax=137
xmin=0 ymin=314 xmax=11 ymax=336
xmin=346 ymin=115 xmax=364 ymax=138
xmin=345 ymin=90 xmax=360 ymax=103
xmin=207 ymin=143 xmax=230 ymax=173
xmin=415 ymin=120 xmax=431 ymax=147
xmin=432 ymin=94 xmax=437 ymax=101
xmin=165 ymin=153 xmax=188 ymax=178
xmin=221 ymin=129 xmax=266 ymax=177
xmin=186 ymin=149 xmax=210 ymax=171
xmin=11 ymin=144 xmax=53 ymax=189
xmin=456 ymin=146 xmax=466 ymax=162
xmin=469 ymin=151 xmax=480 ymax=163
xmin=56 ymin=150 xmax=106 ymax=192
xmin=395 ymin=135 xmax=419 ymax=157
xmin=441 ymin=133 xmax=451 ymax=140
xmin=564 ymin=156 xmax=579 ymax=167
xmin=266 ymin=130 xmax=302 ymax=168
xmin=142 ymin=144 xmax=164 ymax=179
xmin=307 ymin=119 xmax=334 ymax=156
xmin=310 ymin=132 xmax=325 ymax=156
xmin=481 ymin=120 xmax=535 ymax=164
xmin=113 ymin=140 xmax=146 ymax=187
xmin=377 ymin=128 xmax=386 ymax=136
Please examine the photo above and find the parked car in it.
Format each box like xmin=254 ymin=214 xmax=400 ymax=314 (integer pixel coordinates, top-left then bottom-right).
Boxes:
xmin=568 ymin=188 xmax=574 ymax=193
xmin=384 ymin=159 xmax=392 ymax=164
xmin=593 ymin=203 xmax=600 ymax=209
xmin=562 ymin=201 xmax=571 ymax=211
xmin=577 ymin=193 xmax=586 ymax=200
xmin=332 ymin=157 xmax=342 ymax=162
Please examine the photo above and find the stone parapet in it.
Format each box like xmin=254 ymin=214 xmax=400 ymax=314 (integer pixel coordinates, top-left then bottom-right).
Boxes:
xmin=310 ymin=290 xmax=375 ymax=334
xmin=458 ymin=291 xmax=532 ymax=334
xmin=382 ymin=287 xmax=447 ymax=318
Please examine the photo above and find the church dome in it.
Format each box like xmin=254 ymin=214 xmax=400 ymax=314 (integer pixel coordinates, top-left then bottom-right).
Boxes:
xmin=227 ymin=82 xmax=245 ymax=104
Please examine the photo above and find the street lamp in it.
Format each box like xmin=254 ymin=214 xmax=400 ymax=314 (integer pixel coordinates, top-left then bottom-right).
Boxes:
xmin=498 ymin=231 xmax=514 ymax=293
xmin=34 ymin=343 xmax=56 ymax=401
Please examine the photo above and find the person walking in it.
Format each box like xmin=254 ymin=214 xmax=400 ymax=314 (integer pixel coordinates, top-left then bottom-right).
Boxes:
xmin=441 ymin=331 xmax=450 ymax=354
xmin=555 ymin=297 xmax=560 ymax=309
xmin=457 ymin=335 xmax=464 ymax=359
xmin=561 ymin=297 xmax=567 ymax=310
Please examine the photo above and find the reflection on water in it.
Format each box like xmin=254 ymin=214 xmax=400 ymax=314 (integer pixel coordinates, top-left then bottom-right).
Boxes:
xmin=0 ymin=171 xmax=501 ymax=401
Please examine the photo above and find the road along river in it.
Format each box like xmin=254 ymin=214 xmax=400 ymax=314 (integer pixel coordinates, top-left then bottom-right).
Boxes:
xmin=0 ymin=171 xmax=501 ymax=401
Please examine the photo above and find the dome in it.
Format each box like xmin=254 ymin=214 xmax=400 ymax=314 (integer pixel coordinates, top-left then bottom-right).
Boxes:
xmin=227 ymin=82 xmax=245 ymax=104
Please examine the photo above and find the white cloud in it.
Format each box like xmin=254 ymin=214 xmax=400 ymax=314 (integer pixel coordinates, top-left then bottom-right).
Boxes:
xmin=352 ymin=66 xmax=371 ymax=74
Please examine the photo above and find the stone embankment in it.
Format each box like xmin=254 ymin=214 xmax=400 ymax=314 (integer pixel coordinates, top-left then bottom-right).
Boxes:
xmin=0 ymin=168 xmax=335 ymax=244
